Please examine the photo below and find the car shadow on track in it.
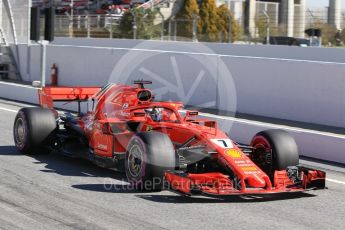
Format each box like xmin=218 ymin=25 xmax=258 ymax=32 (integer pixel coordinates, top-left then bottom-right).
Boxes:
xmin=0 ymin=145 xmax=126 ymax=180
xmin=135 ymin=192 xmax=316 ymax=203
xmin=72 ymin=184 xmax=148 ymax=194
xmin=0 ymin=146 xmax=319 ymax=204
xmin=0 ymin=145 xmax=23 ymax=155
xmin=72 ymin=183 xmax=317 ymax=203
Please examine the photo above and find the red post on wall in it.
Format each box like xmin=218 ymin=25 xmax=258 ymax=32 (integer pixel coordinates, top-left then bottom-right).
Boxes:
xmin=51 ymin=63 xmax=58 ymax=86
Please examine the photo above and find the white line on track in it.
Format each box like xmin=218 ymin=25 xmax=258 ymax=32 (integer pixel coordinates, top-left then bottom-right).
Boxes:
xmin=0 ymin=107 xmax=17 ymax=113
xmin=326 ymin=178 xmax=345 ymax=185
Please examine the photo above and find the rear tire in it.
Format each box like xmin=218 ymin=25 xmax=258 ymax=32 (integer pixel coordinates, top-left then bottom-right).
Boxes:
xmin=13 ymin=107 xmax=57 ymax=154
xmin=125 ymin=131 xmax=176 ymax=191
xmin=250 ymin=129 xmax=299 ymax=179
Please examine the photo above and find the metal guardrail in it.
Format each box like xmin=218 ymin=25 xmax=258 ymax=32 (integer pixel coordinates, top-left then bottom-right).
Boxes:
xmin=55 ymin=14 xmax=122 ymax=39
xmin=138 ymin=0 xmax=163 ymax=9
xmin=54 ymin=14 xmax=225 ymax=41
xmin=53 ymin=12 xmax=345 ymax=46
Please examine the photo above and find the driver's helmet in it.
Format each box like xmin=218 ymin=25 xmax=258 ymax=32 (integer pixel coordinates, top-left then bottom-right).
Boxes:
xmin=150 ymin=108 xmax=162 ymax=122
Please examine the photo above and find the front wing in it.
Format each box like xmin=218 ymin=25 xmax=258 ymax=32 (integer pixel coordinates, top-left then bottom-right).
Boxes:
xmin=164 ymin=166 xmax=326 ymax=196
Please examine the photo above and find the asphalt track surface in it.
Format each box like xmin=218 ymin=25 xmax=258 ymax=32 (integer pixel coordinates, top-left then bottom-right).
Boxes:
xmin=0 ymin=99 xmax=345 ymax=230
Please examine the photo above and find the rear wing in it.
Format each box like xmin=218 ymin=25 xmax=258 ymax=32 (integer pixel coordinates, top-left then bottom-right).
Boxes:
xmin=38 ymin=86 xmax=101 ymax=111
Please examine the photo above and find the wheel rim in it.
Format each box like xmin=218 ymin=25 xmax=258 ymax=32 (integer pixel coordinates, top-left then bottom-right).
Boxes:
xmin=252 ymin=136 xmax=273 ymax=173
xmin=14 ymin=117 xmax=26 ymax=146
xmin=127 ymin=144 xmax=144 ymax=178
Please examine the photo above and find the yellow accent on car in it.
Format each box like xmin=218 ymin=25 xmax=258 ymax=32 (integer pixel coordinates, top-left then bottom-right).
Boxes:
xmin=241 ymin=166 xmax=258 ymax=171
xmin=225 ymin=149 xmax=242 ymax=158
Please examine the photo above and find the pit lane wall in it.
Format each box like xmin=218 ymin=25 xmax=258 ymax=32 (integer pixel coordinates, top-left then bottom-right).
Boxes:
xmin=14 ymin=38 xmax=345 ymax=129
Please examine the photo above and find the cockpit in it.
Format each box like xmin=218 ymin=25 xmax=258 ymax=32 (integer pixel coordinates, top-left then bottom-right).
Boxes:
xmin=142 ymin=107 xmax=179 ymax=123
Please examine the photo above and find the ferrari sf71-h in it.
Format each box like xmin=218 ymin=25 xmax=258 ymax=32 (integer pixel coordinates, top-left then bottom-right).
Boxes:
xmin=13 ymin=81 xmax=326 ymax=196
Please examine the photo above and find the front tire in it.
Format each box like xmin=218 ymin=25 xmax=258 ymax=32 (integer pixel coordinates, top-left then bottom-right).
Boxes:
xmin=125 ymin=132 xmax=176 ymax=191
xmin=250 ymin=129 xmax=299 ymax=180
xmin=13 ymin=107 xmax=57 ymax=154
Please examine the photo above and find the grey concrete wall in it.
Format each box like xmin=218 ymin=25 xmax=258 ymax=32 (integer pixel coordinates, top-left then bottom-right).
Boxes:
xmin=52 ymin=38 xmax=345 ymax=63
xmin=16 ymin=38 xmax=345 ymax=129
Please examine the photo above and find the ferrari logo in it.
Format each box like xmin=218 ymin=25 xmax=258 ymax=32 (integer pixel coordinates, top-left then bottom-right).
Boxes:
xmin=146 ymin=126 xmax=153 ymax=131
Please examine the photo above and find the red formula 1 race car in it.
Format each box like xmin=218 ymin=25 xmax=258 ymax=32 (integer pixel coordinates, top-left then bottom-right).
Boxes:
xmin=13 ymin=81 xmax=326 ymax=195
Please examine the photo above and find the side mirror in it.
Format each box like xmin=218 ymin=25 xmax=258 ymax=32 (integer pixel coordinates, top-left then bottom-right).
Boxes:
xmin=184 ymin=110 xmax=198 ymax=122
